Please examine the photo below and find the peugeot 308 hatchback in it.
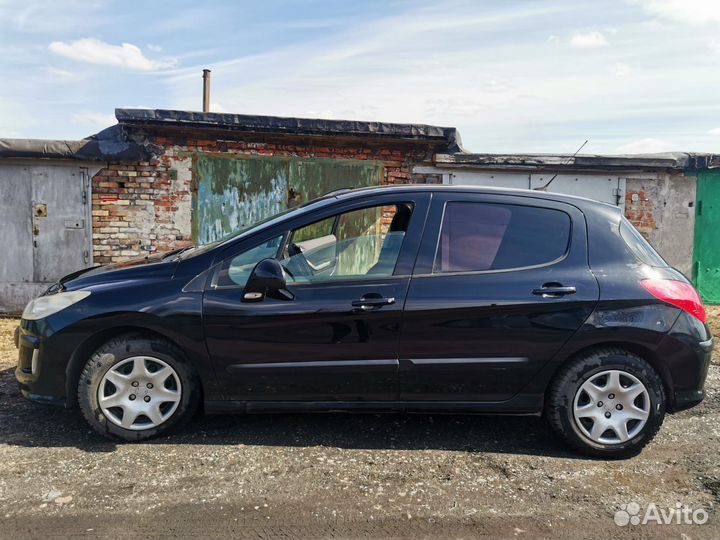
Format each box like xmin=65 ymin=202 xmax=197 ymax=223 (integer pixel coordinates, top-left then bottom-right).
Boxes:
xmin=15 ymin=186 xmax=712 ymax=457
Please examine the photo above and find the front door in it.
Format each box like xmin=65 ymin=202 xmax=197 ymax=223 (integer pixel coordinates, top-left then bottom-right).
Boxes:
xmin=202 ymin=193 xmax=430 ymax=402
xmin=399 ymin=192 xmax=600 ymax=402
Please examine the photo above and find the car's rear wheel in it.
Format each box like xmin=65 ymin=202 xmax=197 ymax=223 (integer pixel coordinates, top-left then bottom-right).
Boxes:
xmin=78 ymin=334 xmax=200 ymax=441
xmin=546 ymin=348 xmax=666 ymax=458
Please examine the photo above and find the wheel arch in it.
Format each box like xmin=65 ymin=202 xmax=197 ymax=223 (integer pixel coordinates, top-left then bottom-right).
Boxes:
xmin=547 ymin=341 xmax=674 ymax=410
xmin=65 ymin=325 xmax=200 ymax=409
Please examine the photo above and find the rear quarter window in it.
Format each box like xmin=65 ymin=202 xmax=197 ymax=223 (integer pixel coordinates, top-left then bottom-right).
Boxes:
xmin=619 ymin=219 xmax=668 ymax=267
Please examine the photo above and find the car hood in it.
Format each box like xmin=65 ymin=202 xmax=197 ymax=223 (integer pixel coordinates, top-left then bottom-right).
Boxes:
xmin=56 ymin=252 xmax=181 ymax=292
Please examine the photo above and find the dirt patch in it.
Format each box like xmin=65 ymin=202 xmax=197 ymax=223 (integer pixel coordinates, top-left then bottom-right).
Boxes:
xmin=0 ymin=317 xmax=18 ymax=360
xmin=0 ymin=316 xmax=718 ymax=539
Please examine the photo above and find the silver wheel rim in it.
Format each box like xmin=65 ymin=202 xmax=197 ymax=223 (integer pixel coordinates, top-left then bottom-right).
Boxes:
xmin=572 ymin=369 xmax=650 ymax=445
xmin=97 ymin=356 xmax=182 ymax=431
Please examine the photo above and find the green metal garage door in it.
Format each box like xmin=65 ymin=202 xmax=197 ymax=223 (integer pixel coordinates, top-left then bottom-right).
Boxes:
xmin=193 ymin=154 xmax=384 ymax=245
xmin=693 ymin=169 xmax=720 ymax=304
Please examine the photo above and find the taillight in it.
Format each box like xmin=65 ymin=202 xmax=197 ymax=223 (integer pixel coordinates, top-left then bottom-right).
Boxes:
xmin=640 ymin=278 xmax=707 ymax=323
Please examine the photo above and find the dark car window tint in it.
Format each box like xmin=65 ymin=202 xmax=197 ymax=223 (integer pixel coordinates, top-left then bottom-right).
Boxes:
xmin=619 ymin=219 xmax=668 ymax=267
xmin=434 ymin=202 xmax=571 ymax=273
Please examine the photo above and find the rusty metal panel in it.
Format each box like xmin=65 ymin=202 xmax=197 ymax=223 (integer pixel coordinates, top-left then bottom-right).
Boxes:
xmin=0 ymin=162 xmax=93 ymax=313
xmin=287 ymin=158 xmax=383 ymax=207
xmin=30 ymin=165 xmax=91 ymax=283
xmin=194 ymin=154 xmax=383 ymax=244
xmin=195 ymin=155 xmax=289 ymax=245
xmin=0 ymin=165 xmax=33 ymax=288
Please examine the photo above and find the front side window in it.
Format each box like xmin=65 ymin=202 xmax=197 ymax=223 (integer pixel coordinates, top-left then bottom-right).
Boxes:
xmin=282 ymin=203 xmax=412 ymax=284
xmin=217 ymin=235 xmax=284 ymax=287
xmin=434 ymin=202 xmax=570 ymax=273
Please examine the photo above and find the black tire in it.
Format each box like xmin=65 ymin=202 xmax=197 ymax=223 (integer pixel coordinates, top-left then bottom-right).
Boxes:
xmin=546 ymin=348 xmax=666 ymax=458
xmin=77 ymin=334 xmax=200 ymax=441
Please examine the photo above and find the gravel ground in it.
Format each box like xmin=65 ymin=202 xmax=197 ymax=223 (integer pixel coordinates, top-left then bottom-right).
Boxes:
xmin=1 ymin=314 xmax=719 ymax=539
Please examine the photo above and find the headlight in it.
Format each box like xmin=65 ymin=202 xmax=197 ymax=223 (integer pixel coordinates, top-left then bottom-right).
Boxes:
xmin=22 ymin=290 xmax=91 ymax=320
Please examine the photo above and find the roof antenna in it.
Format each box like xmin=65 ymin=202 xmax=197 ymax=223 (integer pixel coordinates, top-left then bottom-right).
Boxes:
xmin=533 ymin=139 xmax=589 ymax=191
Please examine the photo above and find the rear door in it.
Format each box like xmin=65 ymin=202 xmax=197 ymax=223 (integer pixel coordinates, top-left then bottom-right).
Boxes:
xmin=399 ymin=192 xmax=600 ymax=402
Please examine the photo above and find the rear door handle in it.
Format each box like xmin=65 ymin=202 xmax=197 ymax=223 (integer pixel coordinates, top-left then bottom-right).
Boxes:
xmin=351 ymin=296 xmax=396 ymax=310
xmin=532 ymin=285 xmax=577 ymax=297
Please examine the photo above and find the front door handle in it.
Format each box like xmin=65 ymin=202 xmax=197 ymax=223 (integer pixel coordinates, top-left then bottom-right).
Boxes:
xmin=532 ymin=284 xmax=577 ymax=297
xmin=351 ymin=296 xmax=396 ymax=311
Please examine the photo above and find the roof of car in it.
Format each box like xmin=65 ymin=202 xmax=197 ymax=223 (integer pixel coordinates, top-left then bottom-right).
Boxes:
xmin=326 ymin=184 xmax=619 ymax=214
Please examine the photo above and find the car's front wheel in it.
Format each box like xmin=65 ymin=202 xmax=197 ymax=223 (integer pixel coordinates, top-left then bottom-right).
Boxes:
xmin=77 ymin=334 xmax=200 ymax=441
xmin=546 ymin=348 xmax=666 ymax=458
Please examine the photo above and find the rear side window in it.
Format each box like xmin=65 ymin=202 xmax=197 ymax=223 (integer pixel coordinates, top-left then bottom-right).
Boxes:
xmin=619 ymin=219 xmax=668 ymax=267
xmin=434 ymin=202 xmax=571 ymax=273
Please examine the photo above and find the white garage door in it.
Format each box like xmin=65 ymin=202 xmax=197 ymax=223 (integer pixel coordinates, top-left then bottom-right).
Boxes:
xmin=421 ymin=168 xmax=626 ymax=210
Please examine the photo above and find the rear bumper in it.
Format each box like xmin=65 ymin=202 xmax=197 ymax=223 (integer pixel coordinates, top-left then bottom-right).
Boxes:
xmin=669 ymin=336 xmax=712 ymax=412
xmin=662 ymin=319 xmax=713 ymax=413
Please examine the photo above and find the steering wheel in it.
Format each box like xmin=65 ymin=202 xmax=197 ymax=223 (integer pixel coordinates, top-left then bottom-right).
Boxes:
xmin=284 ymin=242 xmax=315 ymax=280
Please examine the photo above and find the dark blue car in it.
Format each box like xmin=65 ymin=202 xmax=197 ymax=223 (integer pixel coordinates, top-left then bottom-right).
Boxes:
xmin=16 ymin=185 xmax=712 ymax=457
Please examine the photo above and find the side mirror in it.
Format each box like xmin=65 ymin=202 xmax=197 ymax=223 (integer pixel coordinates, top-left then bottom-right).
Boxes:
xmin=243 ymin=258 xmax=293 ymax=302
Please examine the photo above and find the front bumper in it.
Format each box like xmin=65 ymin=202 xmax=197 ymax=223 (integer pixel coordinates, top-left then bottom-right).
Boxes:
xmin=15 ymin=321 xmax=71 ymax=407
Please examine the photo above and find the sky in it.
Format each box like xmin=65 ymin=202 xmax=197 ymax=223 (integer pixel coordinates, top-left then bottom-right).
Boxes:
xmin=1 ymin=0 xmax=720 ymax=155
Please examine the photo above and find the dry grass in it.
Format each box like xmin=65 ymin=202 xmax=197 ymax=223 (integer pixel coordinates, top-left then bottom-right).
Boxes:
xmin=706 ymin=305 xmax=720 ymax=337
xmin=0 ymin=317 xmax=18 ymax=370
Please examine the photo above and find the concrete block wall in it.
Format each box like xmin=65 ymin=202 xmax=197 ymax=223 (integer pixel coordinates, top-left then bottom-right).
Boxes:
xmin=624 ymin=172 xmax=697 ymax=276
xmin=91 ymin=135 xmax=429 ymax=264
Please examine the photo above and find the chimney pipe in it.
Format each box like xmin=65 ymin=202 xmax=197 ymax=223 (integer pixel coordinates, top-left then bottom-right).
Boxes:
xmin=202 ymin=69 xmax=211 ymax=112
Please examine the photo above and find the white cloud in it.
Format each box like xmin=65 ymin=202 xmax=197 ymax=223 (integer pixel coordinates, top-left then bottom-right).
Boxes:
xmin=613 ymin=63 xmax=634 ymax=77
xmin=46 ymin=67 xmax=78 ymax=80
xmin=48 ymin=38 xmax=177 ymax=71
xmin=147 ymin=44 xmax=162 ymax=52
xmin=631 ymin=0 xmax=720 ymax=25
xmin=616 ymin=138 xmax=677 ymax=153
xmin=5 ymin=1 xmax=720 ymax=151
xmin=708 ymin=38 xmax=720 ymax=53
xmin=71 ymin=111 xmax=117 ymax=128
xmin=155 ymin=1 xmax=720 ymax=154
xmin=708 ymin=128 xmax=720 ymax=135
xmin=0 ymin=0 xmax=106 ymax=34
xmin=570 ymin=31 xmax=609 ymax=48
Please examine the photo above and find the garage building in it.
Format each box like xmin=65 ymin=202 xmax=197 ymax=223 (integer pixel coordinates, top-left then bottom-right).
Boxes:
xmin=0 ymin=108 xmax=718 ymax=312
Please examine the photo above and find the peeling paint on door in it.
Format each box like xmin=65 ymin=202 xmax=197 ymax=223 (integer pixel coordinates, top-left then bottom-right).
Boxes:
xmin=193 ymin=154 xmax=383 ymax=244
xmin=693 ymin=169 xmax=720 ymax=304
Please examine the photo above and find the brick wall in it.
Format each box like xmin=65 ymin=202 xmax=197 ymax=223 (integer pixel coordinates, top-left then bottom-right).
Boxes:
xmin=624 ymin=188 xmax=657 ymax=238
xmin=91 ymin=134 xmax=430 ymax=263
